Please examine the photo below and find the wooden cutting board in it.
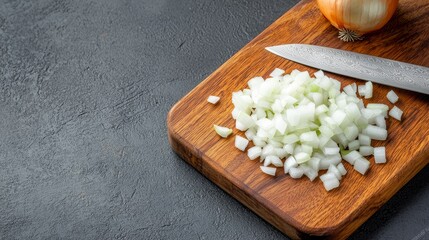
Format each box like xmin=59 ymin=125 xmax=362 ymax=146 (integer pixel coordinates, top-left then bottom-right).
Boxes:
xmin=167 ymin=0 xmax=429 ymax=239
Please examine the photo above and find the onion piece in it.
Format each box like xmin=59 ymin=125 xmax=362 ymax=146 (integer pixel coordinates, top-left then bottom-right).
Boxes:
xmin=245 ymin=128 xmax=256 ymax=141
xmin=350 ymin=83 xmax=357 ymax=93
xmin=375 ymin=115 xmax=386 ymax=129
xmin=343 ymin=150 xmax=362 ymax=165
xmin=295 ymin=152 xmax=311 ymax=164
xmin=363 ymin=125 xmax=387 ymax=141
xmin=284 ymin=156 xmax=298 ymax=174
xmin=237 ymin=112 xmax=255 ymax=129
xmin=248 ymin=77 xmax=264 ymax=90
xmin=347 ymin=140 xmax=360 ymax=151
xmin=308 ymin=157 xmax=321 ymax=171
xmin=207 ymin=95 xmax=220 ymax=104
xmin=358 ymin=85 xmax=366 ymax=96
xmin=252 ymin=137 xmax=267 ymax=147
xmin=387 ymin=90 xmax=399 ymax=103
xmin=328 ymin=164 xmax=342 ymax=180
xmin=343 ymin=84 xmax=356 ymax=97
xmin=358 ymin=134 xmax=371 ymax=146
xmin=337 ymin=163 xmax=347 ymax=175
xmin=303 ymin=167 xmax=318 ymax=181
xmin=283 ymin=144 xmax=295 ymax=154
xmin=274 ymin=147 xmax=288 ymax=159
xmin=320 ymin=153 xmax=342 ymax=170
xmin=354 ymin=158 xmax=370 ymax=175
xmin=374 ymin=147 xmax=386 ymax=164
xmin=365 ymin=81 xmax=373 ymax=99
xmin=344 ymin=124 xmax=359 ymax=141
xmin=270 ymin=68 xmax=285 ymax=77
xmin=320 ymin=172 xmax=337 ymax=182
xmin=389 ymin=106 xmax=403 ymax=121
xmin=359 ymin=146 xmax=374 ymax=156
xmin=261 ymin=145 xmax=275 ymax=159
xmin=289 ymin=167 xmax=304 ymax=179
xmin=283 ymin=134 xmax=299 ymax=144
xmin=260 ymin=166 xmax=276 ymax=176
xmin=235 ymin=136 xmax=249 ymax=151
xmin=265 ymin=155 xmax=283 ymax=167
xmin=247 ymin=146 xmax=262 ymax=160
xmin=214 ymin=125 xmax=232 ymax=138
xmin=322 ymin=178 xmax=340 ymax=191
xmin=314 ymin=70 xmax=324 ymax=79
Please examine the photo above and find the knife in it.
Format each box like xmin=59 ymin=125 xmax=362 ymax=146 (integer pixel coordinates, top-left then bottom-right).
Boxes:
xmin=266 ymin=44 xmax=429 ymax=95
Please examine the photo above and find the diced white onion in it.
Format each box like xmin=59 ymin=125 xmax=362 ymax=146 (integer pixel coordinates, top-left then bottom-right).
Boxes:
xmin=284 ymin=156 xmax=298 ymax=174
xmin=228 ymin=69 xmax=402 ymax=192
xmin=374 ymin=147 xmax=386 ymax=164
xmin=343 ymin=84 xmax=356 ymax=97
xmin=348 ymin=140 xmax=360 ymax=151
xmin=320 ymin=172 xmax=336 ymax=182
xmin=237 ymin=112 xmax=255 ymax=129
xmin=387 ymin=90 xmax=399 ymax=104
xmin=375 ymin=115 xmax=386 ymax=129
xmin=283 ymin=143 xmax=295 ymax=154
xmin=344 ymin=125 xmax=359 ymax=141
xmin=260 ymin=166 xmax=276 ymax=176
xmin=359 ymin=146 xmax=374 ymax=156
xmin=274 ymin=147 xmax=288 ymax=159
xmin=247 ymin=77 xmax=264 ymax=90
xmin=308 ymin=157 xmax=320 ymax=171
xmin=328 ymin=164 xmax=342 ymax=180
xmin=350 ymin=83 xmax=357 ymax=93
xmin=270 ymin=68 xmax=285 ymax=77
xmin=245 ymin=129 xmax=256 ymax=141
xmin=389 ymin=106 xmax=403 ymax=121
xmin=314 ymin=70 xmax=324 ymax=79
xmin=358 ymin=85 xmax=366 ymax=96
xmin=354 ymin=158 xmax=370 ymax=175
xmin=337 ymin=163 xmax=347 ymax=175
xmin=363 ymin=125 xmax=387 ymax=140
xmin=235 ymin=121 xmax=247 ymax=131
xmin=247 ymin=146 xmax=261 ymax=160
xmin=365 ymin=81 xmax=373 ymax=99
xmin=235 ymin=136 xmax=249 ymax=151
xmin=231 ymin=108 xmax=241 ymax=119
xmin=322 ymin=178 xmax=340 ymax=191
xmin=207 ymin=95 xmax=220 ymax=104
xmin=303 ymin=167 xmax=318 ymax=181
xmin=252 ymin=137 xmax=267 ymax=147
xmin=265 ymin=155 xmax=283 ymax=167
xmin=261 ymin=145 xmax=275 ymax=159
xmin=289 ymin=167 xmax=304 ymax=179
xmin=343 ymin=150 xmax=362 ymax=165
xmin=358 ymin=134 xmax=371 ymax=146
xmin=214 ymin=125 xmax=232 ymax=138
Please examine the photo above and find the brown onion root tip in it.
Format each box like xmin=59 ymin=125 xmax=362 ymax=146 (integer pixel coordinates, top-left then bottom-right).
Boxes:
xmin=338 ymin=28 xmax=363 ymax=42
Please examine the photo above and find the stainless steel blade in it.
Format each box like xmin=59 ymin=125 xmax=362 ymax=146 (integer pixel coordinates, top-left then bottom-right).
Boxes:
xmin=266 ymin=44 xmax=429 ymax=95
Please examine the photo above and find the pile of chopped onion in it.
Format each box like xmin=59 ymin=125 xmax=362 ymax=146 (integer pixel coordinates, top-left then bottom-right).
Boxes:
xmin=225 ymin=68 xmax=403 ymax=191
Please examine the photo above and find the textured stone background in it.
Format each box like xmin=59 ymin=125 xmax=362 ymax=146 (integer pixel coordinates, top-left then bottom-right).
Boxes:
xmin=0 ymin=0 xmax=428 ymax=239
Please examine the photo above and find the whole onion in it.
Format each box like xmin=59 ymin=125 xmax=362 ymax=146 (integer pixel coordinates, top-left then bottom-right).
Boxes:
xmin=316 ymin=0 xmax=399 ymax=41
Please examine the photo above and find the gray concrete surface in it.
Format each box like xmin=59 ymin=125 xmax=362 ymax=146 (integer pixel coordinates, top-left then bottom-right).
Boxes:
xmin=0 ymin=0 xmax=428 ymax=239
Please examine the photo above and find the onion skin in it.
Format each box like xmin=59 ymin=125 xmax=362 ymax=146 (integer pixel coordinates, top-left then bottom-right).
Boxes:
xmin=316 ymin=0 xmax=399 ymax=41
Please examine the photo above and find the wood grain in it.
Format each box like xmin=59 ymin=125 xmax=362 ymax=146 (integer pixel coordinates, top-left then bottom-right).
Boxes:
xmin=167 ymin=0 xmax=429 ymax=239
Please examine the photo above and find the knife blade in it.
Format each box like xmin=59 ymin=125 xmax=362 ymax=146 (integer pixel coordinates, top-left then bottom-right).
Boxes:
xmin=266 ymin=44 xmax=429 ymax=95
